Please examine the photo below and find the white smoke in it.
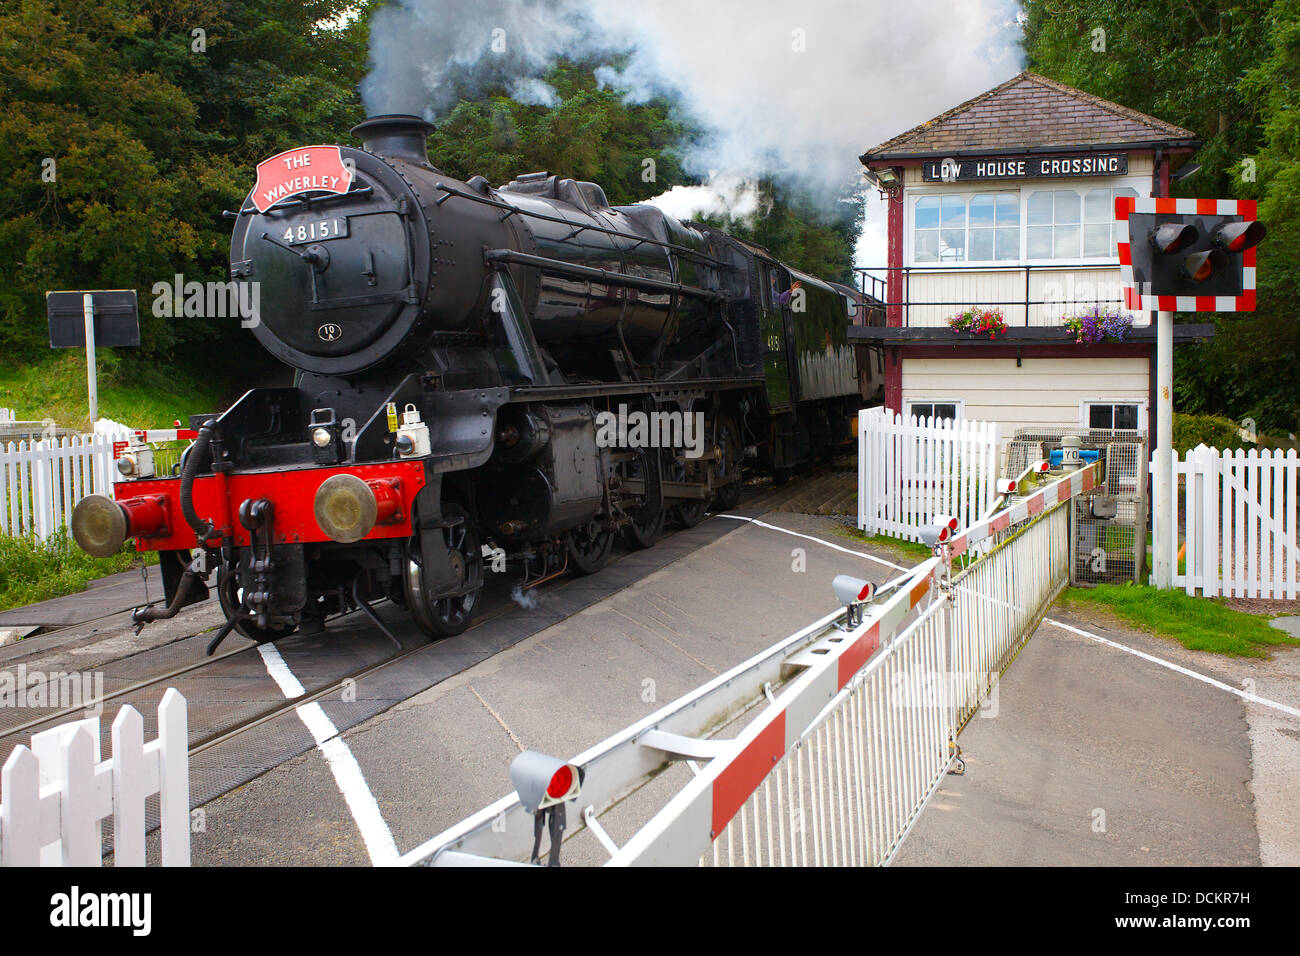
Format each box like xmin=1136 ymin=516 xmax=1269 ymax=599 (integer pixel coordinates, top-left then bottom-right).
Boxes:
xmin=646 ymin=174 xmax=766 ymax=225
xmin=508 ymin=77 xmax=560 ymax=107
xmin=361 ymin=0 xmax=1026 ymax=265
xmin=510 ymin=584 xmax=540 ymax=610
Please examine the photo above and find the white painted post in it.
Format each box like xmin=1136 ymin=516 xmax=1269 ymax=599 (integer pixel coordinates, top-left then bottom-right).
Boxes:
xmin=1 ymin=747 xmax=41 ymax=866
xmin=83 ymin=292 xmax=98 ymax=427
xmin=60 ymin=727 xmax=98 ymax=866
xmin=158 ymin=688 xmax=191 ymax=866
xmin=1152 ymin=309 xmax=1174 ymax=588
xmin=32 ymin=715 xmax=100 ymax=864
xmin=112 ymin=705 xmax=147 ymax=866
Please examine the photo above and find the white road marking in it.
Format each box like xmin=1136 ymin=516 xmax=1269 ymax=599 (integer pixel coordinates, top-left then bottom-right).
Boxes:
xmin=1044 ymin=618 xmax=1300 ymax=720
xmin=725 ymin=513 xmax=1300 ymax=721
xmin=257 ymin=643 xmax=400 ymax=864
xmin=716 ymin=514 xmax=909 ymax=571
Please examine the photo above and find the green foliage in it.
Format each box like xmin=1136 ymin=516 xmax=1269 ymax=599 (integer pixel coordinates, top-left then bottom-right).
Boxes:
xmin=0 ymin=350 xmax=227 ymax=431
xmin=1172 ymin=411 xmax=1251 ymax=453
xmin=0 ymin=529 xmax=153 ymax=614
xmin=0 ymin=0 xmax=373 ymax=372
xmin=1022 ymin=0 xmax=1300 ymax=435
xmin=1058 ymin=583 xmax=1300 ymax=658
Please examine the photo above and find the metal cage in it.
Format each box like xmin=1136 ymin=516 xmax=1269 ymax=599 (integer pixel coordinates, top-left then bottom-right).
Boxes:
xmin=1007 ymin=427 xmax=1148 ymax=586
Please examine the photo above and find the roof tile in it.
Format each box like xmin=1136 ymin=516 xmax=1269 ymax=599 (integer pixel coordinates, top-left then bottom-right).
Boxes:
xmin=861 ymin=72 xmax=1199 ymax=161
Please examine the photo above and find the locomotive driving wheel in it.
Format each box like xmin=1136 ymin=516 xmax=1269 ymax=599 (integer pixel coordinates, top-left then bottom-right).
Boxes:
xmin=404 ymin=502 xmax=483 ymax=639
xmin=711 ymin=413 xmax=742 ymax=511
xmin=216 ymin=562 xmax=298 ymax=643
xmin=668 ymin=455 xmax=707 ymax=529
xmin=566 ymin=518 xmax=614 ymax=575
xmin=622 ymin=450 xmax=665 ymax=549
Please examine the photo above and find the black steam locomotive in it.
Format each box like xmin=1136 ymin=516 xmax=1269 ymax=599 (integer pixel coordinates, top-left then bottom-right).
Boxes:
xmin=71 ymin=115 xmax=875 ymax=644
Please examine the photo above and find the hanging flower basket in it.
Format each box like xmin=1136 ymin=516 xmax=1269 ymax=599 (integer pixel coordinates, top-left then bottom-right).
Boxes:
xmin=948 ymin=307 xmax=1008 ymax=341
xmin=1062 ymin=306 xmax=1133 ymax=343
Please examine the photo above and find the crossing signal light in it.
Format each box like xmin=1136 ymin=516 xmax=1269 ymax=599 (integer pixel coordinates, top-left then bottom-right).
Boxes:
xmin=1151 ymin=222 xmax=1197 ymax=255
xmin=1183 ymin=248 xmax=1228 ymax=282
xmin=1122 ymin=202 xmax=1266 ymax=308
xmin=1213 ymin=220 xmax=1265 ymax=254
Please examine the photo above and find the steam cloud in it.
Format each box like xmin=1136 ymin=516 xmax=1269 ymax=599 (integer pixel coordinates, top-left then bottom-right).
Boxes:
xmin=361 ymin=0 xmax=1026 ymax=264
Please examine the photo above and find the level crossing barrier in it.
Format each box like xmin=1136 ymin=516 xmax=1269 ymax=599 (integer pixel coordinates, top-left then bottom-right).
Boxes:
xmin=401 ymin=462 xmax=1099 ymax=867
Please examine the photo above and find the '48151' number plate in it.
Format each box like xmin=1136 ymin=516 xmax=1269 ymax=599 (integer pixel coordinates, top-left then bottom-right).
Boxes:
xmin=283 ymin=217 xmax=348 ymax=245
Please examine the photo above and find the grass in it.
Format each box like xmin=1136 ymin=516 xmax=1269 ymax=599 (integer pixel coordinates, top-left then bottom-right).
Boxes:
xmin=0 ymin=351 xmax=229 ymax=432
xmin=0 ymin=529 xmax=155 ymax=615
xmin=832 ymin=523 xmax=935 ymax=562
xmin=1057 ymin=583 xmax=1300 ymax=659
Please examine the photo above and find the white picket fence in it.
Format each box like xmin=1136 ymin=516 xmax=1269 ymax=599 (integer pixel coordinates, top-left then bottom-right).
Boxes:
xmin=0 ymin=408 xmax=13 ymax=423
xmin=0 ymin=433 xmax=125 ymax=541
xmin=1167 ymin=444 xmax=1300 ymax=599
xmin=858 ymin=408 xmax=1001 ymax=549
xmin=0 ymin=689 xmax=190 ymax=866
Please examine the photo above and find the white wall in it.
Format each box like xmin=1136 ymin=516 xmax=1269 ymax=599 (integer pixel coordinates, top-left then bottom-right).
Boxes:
xmin=901 ymin=355 xmax=1149 ymax=454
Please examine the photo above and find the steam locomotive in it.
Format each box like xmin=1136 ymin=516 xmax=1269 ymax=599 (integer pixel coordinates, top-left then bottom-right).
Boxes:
xmin=70 ymin=115 xmax=877 ymax=645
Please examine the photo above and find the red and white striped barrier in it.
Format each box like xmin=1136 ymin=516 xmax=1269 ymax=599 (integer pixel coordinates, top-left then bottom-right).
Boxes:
xmin=402 ymin=460 xmax=1099 ymax=867
xmin=950 ymin=462 xmax=1099 ymax=558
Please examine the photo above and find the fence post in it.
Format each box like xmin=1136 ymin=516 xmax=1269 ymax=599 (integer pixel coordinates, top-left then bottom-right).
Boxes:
xmin=1 ymin=747 xmax=41 ymax=866
xmin=112 ymin=705 xmax=147 ymax=867
xmin=158 ymin=689 xmax=191 ymax=866
xmin=60 ymin=727 xmax=98 ymax=866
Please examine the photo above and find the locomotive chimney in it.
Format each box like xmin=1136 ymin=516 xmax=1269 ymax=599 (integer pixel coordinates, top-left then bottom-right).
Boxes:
xmin=351 ymin=113 xmax=436 ymax=165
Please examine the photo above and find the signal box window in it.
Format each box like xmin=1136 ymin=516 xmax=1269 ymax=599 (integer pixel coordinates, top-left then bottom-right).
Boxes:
xmin=1083 ymin=187 xmax=1138 ymax=258
xmin=908 ymin=402 xmax=959 ymax=423
xmin=1027 ymin=189 xmax=1081 ymax=259
xmin=969 ymin=193 xmax=1019 ymax=261
xmin=914 ymin=196 xmax=966 ymax=262
xmin=1087 ymin=402 xmax=1140 ymax=430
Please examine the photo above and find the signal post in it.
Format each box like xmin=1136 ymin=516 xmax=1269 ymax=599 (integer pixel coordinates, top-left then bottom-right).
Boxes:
xmin=1117 ymin=198 xmax=1265 ymax=588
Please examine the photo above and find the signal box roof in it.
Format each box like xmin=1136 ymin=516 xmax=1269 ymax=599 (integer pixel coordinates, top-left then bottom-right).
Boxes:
xmin=861 ymin=72 xmax=1200 ymax=164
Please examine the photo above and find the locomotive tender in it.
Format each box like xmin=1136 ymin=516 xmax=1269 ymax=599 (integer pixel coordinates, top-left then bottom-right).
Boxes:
xmin=71 ymin=115 xmax=874 ymax=644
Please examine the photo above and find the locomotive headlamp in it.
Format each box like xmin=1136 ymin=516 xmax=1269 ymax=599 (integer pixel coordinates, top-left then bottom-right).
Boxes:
xmin=312 ymin=427 xmax=333 ymax=448
xmin=116 ymin=454 xmax=137 ymax=476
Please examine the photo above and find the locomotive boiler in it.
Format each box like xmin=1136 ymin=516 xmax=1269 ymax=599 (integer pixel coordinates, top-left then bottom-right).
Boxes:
xmin=70 ymin=114 xmax=877 ymax=644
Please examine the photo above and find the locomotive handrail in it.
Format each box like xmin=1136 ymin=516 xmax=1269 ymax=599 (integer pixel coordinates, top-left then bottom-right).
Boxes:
xmin=484 ymin=249 xmax=728 ymax=302
xmin=436 ymin=181 xmax=730 ymax=267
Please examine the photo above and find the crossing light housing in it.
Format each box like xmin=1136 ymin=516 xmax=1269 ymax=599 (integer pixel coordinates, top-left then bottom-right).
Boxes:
xmin=919 ymin=520 xmax=952 ymax=548
xmin=1124 ymin=206 xmax=1265 ymax=303
xmin=1213 ymin=220 xmax=1265 ymax=253
xmin=1151 ymin=222 xmax=1197 ymax=254
xmin=509 ymin=751 xmax=584 ymax=815
xmin=833 ymin=574 xmax=876 ymax=628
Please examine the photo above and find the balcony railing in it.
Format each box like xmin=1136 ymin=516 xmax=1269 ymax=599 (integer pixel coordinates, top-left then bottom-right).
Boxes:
xmin=854 ymin=263 xmax=1143 ymax=329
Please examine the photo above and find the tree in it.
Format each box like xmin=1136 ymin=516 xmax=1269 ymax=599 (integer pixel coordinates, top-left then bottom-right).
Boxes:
xmin=1021 ymin=0 xmax=1299 ymax=434
xmin=0 ymin=0 xmax=372 ymax=367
